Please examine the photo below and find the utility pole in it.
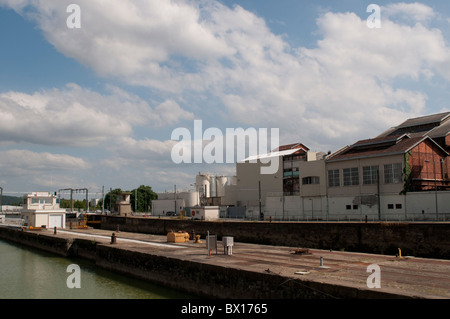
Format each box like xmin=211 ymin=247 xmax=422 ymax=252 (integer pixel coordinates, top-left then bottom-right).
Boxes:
xmin=425 ymin=160 xmax=439 ymax=220
xmin=258 ymin=181 xmax=262 ymax=221
xmin=377 ymin=169 xmax=381 ymax=221
xmin=135 ymin=188 xmax=137 ymax=212
xmin=0 ymin=187 xmax=3 ymax=213
xmin=102 ymin=186 xmax=105 ymax=214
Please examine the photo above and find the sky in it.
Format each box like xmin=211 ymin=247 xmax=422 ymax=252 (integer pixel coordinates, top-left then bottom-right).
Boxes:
xmin=0 ymin=0 xmax=450 ymax=198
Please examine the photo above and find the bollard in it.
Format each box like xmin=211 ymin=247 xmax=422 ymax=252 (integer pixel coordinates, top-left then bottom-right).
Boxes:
xmin=111 ymin=233 xmax=116 ymax=244
xmin=54 ymin=226 xmax=57 ymax=235
xmin=320 ymin=256 xmax=323 ymax=267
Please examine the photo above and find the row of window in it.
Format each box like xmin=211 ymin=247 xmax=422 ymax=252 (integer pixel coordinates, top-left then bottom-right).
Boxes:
xmin=328 ymin=163 xmax=402 ymax=187
xmin=29 ymin=198 xmax=53 ymax=205
xmin=345 ymin=204 xmax=403 ymax=210
xmin=345 ymin=203 xmax=403 ymax=210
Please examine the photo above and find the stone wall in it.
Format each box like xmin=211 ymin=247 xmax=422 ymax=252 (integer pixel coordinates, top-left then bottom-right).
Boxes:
xmin=0 ymin=226 xmax=408 ymax=299
xmin=101 ymin=216 xmax=450 ymax=259
xmin=0 ymin=227 xmax=73 ymax=256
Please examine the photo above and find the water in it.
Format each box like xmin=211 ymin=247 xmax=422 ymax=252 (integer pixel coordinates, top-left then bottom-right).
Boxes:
xmin=0 ymin=239 xmax=195 ymax=299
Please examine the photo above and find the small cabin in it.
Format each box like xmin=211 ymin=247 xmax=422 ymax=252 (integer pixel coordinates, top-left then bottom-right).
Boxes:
xmin=21 ymin=192 xmax=66 ymax=228
xmin=189 ymin=206 xmax=220 ymax=221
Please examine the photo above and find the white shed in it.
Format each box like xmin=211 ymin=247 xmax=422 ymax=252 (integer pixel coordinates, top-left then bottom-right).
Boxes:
xmin=21 ymin=192 xmax=66 ymax=229
xmin=190 ymin=206 xmax=220 ymax=221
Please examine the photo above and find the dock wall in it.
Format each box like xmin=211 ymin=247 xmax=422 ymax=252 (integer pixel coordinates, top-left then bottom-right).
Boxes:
xmin=101 ymin=217 xmax=450 ymax=259
xmin=0 ymin=226 xmax=407 ymax=299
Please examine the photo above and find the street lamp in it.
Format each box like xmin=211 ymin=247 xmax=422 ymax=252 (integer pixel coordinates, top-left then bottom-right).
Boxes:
xmin=425 ymin=160 xmax=440 ymax=220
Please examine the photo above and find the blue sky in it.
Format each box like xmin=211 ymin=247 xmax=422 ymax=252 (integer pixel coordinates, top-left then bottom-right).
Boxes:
xmin=0 ymin=0 xmax=449 ymax=198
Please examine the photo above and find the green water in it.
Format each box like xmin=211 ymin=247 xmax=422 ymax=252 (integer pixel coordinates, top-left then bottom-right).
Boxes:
xmin=0 ymin=239 xmax=194 ymax=299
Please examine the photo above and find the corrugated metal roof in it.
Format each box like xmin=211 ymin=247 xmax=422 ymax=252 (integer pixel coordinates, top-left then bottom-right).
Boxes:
xmin=427 ymin=118 xmax=450 ymax=138
xmin=240 ymin=148 xmax=302 ymax=163
xmin=396 ymin=112 xmax=450 ymax=129
xmin=326 ymin=136 xmax=448 ymax=162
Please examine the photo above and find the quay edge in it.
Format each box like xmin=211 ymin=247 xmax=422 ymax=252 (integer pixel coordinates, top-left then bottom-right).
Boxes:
xmin=0 ymin=226 xmax=419 ymax=299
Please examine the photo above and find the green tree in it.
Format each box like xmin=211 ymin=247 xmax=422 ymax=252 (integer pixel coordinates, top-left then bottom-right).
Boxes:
xmin=59 ymin=198 xmax=88 ymax=211
xmin=102 ymin=188 xmax=123 ymax=211
xmin=130 ymin=185 xmax=158 ymax=212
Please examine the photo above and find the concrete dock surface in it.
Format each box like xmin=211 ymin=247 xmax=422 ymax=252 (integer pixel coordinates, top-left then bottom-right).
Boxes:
xmin=48 ymin=227 xmax=450 ymax=299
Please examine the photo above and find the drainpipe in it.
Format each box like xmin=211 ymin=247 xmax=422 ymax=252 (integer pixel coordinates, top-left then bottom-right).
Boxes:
xmin=377 ymin=169 xmax=381 ymax=221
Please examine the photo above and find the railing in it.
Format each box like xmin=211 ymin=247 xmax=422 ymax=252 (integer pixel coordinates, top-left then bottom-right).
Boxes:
xmin=218 ymin=212 xmax=450 ymax=222
xmin=0 ymin=217 xmax=24 ymax=226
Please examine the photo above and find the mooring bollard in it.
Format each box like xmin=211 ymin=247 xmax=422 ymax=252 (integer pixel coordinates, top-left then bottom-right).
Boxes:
xmin=111 ymin=233 xmax=116 ymax=244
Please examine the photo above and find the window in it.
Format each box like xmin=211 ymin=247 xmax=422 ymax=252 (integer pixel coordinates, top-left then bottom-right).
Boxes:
xmin=302 ymin=176 xmax=320 ymax=185
xmin=328 ymin=169 xmax=340 ymax=187
xmin=395 ymin=204 xmax=402 ymax=209
xmin=384 ymin=163 xmax=402 ymax=184
xmin=363 ymin=166 xmax=379 ymax=185
xmin=388 ymin=204 xmax=394 ymax=209
xmin=343 ymin=167 xmax=359 ymax=186
xmin=283 ymin=168 xmax=299 ymax=178
xmin=30 ymin=197 xmax=52 ymax=205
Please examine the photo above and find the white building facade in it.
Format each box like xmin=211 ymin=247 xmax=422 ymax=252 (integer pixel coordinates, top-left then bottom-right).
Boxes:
xmin=21 ymin=192 xmax=66 ymax=228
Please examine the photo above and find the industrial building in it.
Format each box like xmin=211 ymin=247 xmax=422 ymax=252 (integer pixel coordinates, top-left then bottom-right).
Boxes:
xmin=152 ymin=112 xmax=450 ymax=221
xmin=326 ymin=134 xmax=448 ymax=220
xmin=152 ymin=173 xmax=236 ymax=219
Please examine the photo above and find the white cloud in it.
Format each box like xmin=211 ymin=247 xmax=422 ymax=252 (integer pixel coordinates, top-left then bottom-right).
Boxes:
xmin=383 ymin=2 xmax=435 ymax=22
xmin=1 ymin=0 xmax=450 ymax=190
xmin=154 ymin=100 xmax=195 ymax=126
xmin=0 ymin=149 xmax=90 ymax=173
xmin=0 ymin=83 xmax=193 ymax=147
xmin=3 ymin=0 xmax=448 ymax=151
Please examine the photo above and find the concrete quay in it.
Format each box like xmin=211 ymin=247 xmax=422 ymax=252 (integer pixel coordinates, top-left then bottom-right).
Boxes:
xmin=2 ymin=226 xmax=448 ymax=299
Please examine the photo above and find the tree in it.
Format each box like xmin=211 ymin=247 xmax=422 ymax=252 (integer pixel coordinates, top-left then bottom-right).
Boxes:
xmin=102 ymin=188 xmax=123 ymax=211
xmin=59 ymin=198 xmax=88 ymax=211
xmin=130 ymin=185 xmax=158 ymax=212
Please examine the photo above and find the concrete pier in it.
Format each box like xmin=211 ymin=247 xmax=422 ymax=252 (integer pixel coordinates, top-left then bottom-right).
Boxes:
xmin=1 ymin=225 xmax=449 ymax=299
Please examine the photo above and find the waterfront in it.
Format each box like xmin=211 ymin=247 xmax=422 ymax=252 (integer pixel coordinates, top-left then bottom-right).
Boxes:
xmin=1 ymin=225 xmax=450 ymax=299
xmin=0 ymin=239 xmax=194 ymax=299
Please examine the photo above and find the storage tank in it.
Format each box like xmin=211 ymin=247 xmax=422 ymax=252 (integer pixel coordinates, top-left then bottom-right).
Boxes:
xmin=183 ymin=191 xmax=198 ymax=207
xmin=196 ymin=174 xmax=210 ymax=198
xmin=216 ymin=176 xmax=228 ymax=197
xmin=210 ymin=176 xmax=217 ymax=197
